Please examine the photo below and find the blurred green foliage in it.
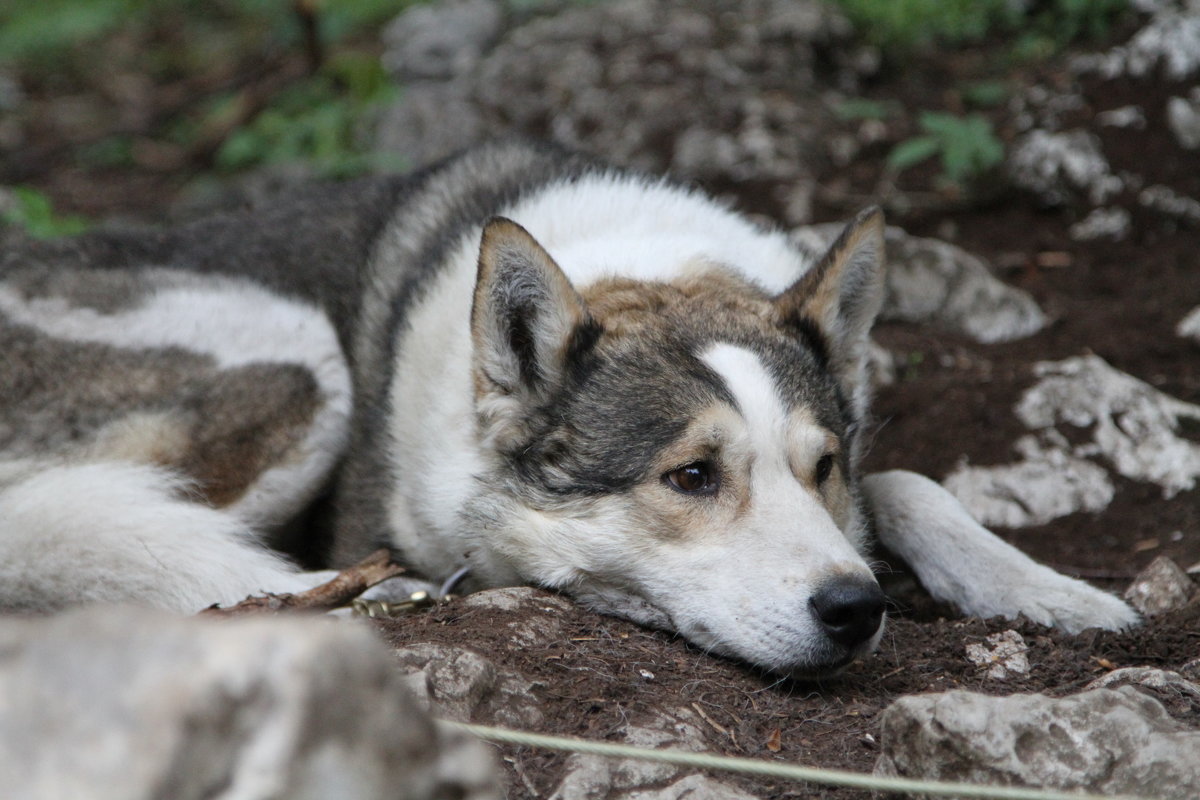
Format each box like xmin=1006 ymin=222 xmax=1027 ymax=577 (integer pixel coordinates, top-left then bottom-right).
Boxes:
xmin=214 ymin=54 xmax=402 ymax=177
xmin=2 ymin=187 xmax=91 ymax=237
xmin=888 ymin=112 xmax=1005 ymax=188
xmin=0 ymin=0 xmax=416 ymax=183
xmin=829 ymin=0 xmax=1130 ymax=56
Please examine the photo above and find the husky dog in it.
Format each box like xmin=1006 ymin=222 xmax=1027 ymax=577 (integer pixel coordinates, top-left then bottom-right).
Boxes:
xmin=1 ymin=140 xmax=1136 ymax=676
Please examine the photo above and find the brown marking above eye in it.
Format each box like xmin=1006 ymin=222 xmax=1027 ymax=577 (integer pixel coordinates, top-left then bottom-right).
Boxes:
xmin=815 ymin=453 xmax=835 ymax=486
xmin=664 ymin=461 xmax=719 ymax=495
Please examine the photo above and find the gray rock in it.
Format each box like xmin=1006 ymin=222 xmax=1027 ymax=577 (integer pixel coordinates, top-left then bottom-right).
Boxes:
xmin=622 ymin=774 xmax=763 ymax=800
xmin=375 ymin=80 xmax=486 ymax=168
xmin=1017 ymin=355 xmax=1200 ymax=498
xmin=374 ymin=0 xmax=855 ymax=223
xmin=0 ymin=607 xmax=499 ymax=800
xmin=392 ymin=642 xmax=543 ymax=728
xmin=1167 ymin=89 xmax=1200 ymax=150
xmin=550 ymin=707 xmax=734 ymax=800
xmin=1140 ymin=183 xmax=1200 ymax=225
xmin=1072 ymin=0 xmax=1200 ymax=80
xmin=1008 ymin=129 xmax=1123 ymax=207
xmin=876 ymin=687 xmax=1200 ymax=799
xmin=1096 ymin=104 xmax=1147 ymax=129
xmin=964 ymin=630 xmax=1030 ymax=680
xmin=1086 ymin=666 xmax=1200 ymax=700
xmin=391 ymin=589 xmax=576 ymax=728
xmin=942 ymin=433 xmax=1115 ymax=528
xmin=1178 ymin=305 xmax=1200 ymax=341
xmin=1068 ymin=206 xmax=1131 ymax=241
xmin=1125 ymin=555 xmax=1197 ymax=616
xmin=381 ymin=0 xmax=504 ymax=81
xmin=792 ymin=224 xmax=1046 ymax=343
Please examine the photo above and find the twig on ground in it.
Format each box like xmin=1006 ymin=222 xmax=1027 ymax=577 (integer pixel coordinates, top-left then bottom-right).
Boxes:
xmin=199 ymin=548 xmax=405 ymax=618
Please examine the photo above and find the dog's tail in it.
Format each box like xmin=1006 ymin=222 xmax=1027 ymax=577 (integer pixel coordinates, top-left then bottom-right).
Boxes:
xmin=0 ymin=461 xmax=311 ymax=614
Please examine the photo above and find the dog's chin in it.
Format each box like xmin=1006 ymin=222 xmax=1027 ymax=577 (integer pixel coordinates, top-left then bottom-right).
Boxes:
xmin=781 ymin=635 xmax=883 ymax=681
xmin=785 ymin=652 xmax=858 ymax=682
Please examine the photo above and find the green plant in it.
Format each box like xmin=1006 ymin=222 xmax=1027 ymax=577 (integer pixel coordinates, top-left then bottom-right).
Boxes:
xmin=827 ymin=0 xmax=1130 ymax=56
xmin=2 ymin=187 xmax=90 ymax=238
xmin=214 ymin=53 xmax=402 ymax=178
xmin=887 ymin=112 xmax=1004 ymax=188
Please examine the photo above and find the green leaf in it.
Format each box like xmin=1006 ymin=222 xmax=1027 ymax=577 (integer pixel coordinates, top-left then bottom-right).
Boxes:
xmin=962 ymin=81 xmax=1008 ymax=108
xmin=835 ymin=99 xmax=896 ymax=121
xmin=887 ymin=136 xmax=940 ymax=172
xmin=2 ymin=186 xmax=90 ymax=238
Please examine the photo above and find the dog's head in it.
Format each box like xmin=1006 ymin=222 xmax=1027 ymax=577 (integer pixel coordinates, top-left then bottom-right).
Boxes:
xmin=466 ymin=209 xmax=887 ymax=677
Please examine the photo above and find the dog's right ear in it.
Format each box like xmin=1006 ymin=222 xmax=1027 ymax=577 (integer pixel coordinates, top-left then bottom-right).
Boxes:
xmin=471 ymin=217 xmax=595 ymax=448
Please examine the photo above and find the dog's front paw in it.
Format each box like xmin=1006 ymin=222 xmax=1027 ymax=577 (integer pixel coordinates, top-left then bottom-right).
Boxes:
xmin=989 ymin=564 xmax=1141 ymax=634
xmin=865 ymin=470 xmax=1140 ymax=634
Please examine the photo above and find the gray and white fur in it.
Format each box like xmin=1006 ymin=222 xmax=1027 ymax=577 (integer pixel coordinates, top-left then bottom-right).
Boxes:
xmin=0 ymin=140 xmax=1137 ymax=676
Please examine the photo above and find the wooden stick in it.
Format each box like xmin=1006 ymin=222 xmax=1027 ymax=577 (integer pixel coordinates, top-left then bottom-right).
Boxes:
xmin=200 ymin=549 xmax=405 ymax=618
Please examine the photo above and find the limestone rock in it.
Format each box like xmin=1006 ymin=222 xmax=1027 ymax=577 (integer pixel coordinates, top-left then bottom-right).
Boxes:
xmin=1125 ymin=556 xmax=1197 ymax=616
xmin=1008 ymin=129 xmax=1122 ymax=207
xmin=1072 ymin=0 xmax=1200 ymax=80
xmin=876 ymin=687 xmax=1200 ymax=799
xmin=1167 ymin=88 xmax=1200 ymax=150
xmin=621 ymin=774 xmax=763 ymax=800
xmin=375 ymin=0 xmax=856 ymax=216
xmin=1068 ymin=206 xmax=1131 ymax=241
xmin=1139 ymin=184 xmax=1200 ymax=225
xmin=1178 ymin=305 xmax=1200 ymax=341
xmin=381 ymin=0 xmax=503 ymax=81
xmin=550 ymin=707 xmax=729 ymax=800
xmin=792 ymin=224 xmax=1046 ymax=343
xmin=1086 ymin=666 xmax=1200 ymax=700
xmin=1017 ymin=355 xmax=1200 ymax=497
xmin=390 ymin=588 xmax=576 ymax=728
xmin=943 ymin=433 xmax=1114 ymax=527
xmin=374 ymin=80 xmax=485 ymax=168
xmin=392 ymin=642 xmax=543 ymax=728
xmin=0 ymin=607 xmax=499 ymax=800
xmin=964 ymin=630 xmax=1030 ymax=680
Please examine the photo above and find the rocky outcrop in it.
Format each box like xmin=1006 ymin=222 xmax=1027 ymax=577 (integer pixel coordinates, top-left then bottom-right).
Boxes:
xmin=877 ymin=687 xmax=1200 ymax=799
xmin=0 ymin=607 xmax=498 ymax=800
xmin=792 ymin=223 xmax=1046 ymax=344
xmin=377 ymin=0 xmax=862 ymax=224
xmin=945 ymin=355 xmax=1200 ymax=526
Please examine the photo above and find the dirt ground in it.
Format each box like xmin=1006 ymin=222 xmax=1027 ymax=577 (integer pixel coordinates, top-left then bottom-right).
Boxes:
xmin=375 ymin=591 xmax=1199 ymax=798
xmin=4 ymin=8 xmax=1199 ymax=799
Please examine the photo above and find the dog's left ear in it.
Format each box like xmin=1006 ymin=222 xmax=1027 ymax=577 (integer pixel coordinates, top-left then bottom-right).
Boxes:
xmin=472 ymin=217 xmax=595 ymax=447
xmin=775 ymin=207 xmax=886 ymax=417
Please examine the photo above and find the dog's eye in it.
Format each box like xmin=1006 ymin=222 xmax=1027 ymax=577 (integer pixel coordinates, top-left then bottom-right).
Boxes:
xmin=815 ymin=453 xmax=835 ymax=486
xmin=664 ymin=462 xmax=718 ymax=495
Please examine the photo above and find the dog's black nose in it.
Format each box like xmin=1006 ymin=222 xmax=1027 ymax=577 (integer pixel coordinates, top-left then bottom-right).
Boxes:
xmin=809 ymin=578 xmax=886 ymax=650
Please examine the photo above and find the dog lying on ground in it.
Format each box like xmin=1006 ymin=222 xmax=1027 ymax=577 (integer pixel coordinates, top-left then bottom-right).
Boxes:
xmin=0 ymin=139 xmax=1138 ymax=676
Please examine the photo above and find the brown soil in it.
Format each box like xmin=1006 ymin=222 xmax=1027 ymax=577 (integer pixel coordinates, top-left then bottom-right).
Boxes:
xmin=374 ymin=592 xmax=1199 ymax=799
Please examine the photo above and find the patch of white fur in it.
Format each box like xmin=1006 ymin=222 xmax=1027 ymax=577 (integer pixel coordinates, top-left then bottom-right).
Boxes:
xmin=506 ymin=173 xmax=809 ymax=292
xmin=865 ymin=469 xmax=1139 ymax=633
xmin=0 ymin=277 xmax=352 ymax=528
xmin=0 ymin=462 xmax=312 ymax=613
